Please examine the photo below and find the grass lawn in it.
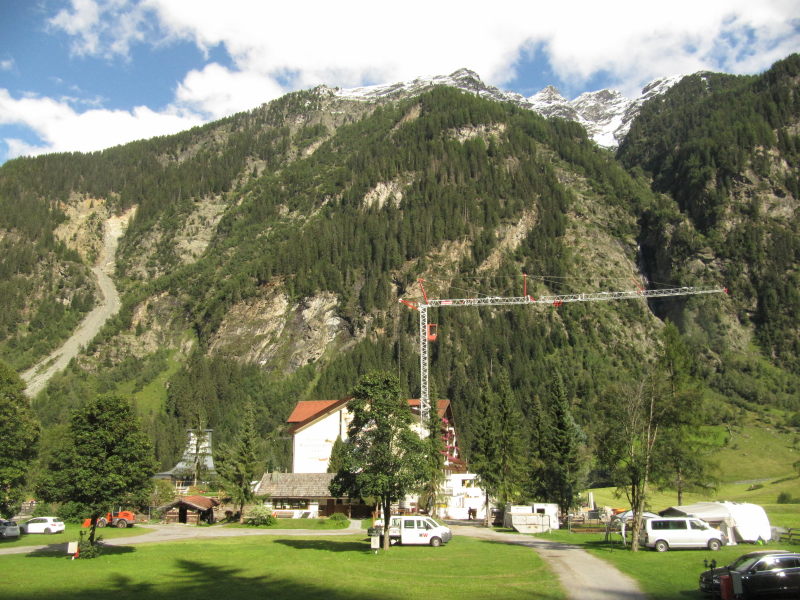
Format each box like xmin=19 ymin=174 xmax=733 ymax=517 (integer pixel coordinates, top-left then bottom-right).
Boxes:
xmin=224 ymin=517 xmax=350 ymax=529
xmin=535 ymin=530 xmax=797 ymax=600
xmin=0 ymin=534 xmax=564 ymax=600
xmin=589 ymin=476 xmax=800 ymax=529
xmin=0 ymin=523 xmax=150 ymax=550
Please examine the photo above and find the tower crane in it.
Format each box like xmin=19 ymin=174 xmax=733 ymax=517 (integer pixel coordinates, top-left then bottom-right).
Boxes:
xmin=400 ymin=276 xmax=727 ymax=423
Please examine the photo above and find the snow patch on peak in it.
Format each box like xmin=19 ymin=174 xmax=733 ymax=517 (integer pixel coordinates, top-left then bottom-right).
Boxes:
xmin=334 ymin=68 xmax=684 ymax=148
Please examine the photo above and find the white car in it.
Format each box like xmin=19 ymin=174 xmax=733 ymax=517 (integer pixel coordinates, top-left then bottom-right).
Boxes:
xmin=20 ymin=516 xmax=65 ymax=534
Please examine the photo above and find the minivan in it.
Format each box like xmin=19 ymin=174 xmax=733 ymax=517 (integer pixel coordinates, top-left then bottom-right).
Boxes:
xmin=384 ymin=516 xmax=453 ymax=546
xmin=640 ymin=516 xmax=725 ymax=552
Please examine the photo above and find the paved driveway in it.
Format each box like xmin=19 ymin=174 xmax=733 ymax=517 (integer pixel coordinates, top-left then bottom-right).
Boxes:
xmin=449 ymin=524 xmax=647 ymax=600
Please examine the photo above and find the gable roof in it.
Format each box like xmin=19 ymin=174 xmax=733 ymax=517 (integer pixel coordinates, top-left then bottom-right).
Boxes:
xmin=255 ymin=472 xmax=338 ymax=498
xmin=158 ymin=495 xmax=220 ymax=512
xmin=287 ymin=398 xmax=452 ymax=433
xmin=287 ymin=399 xmax=348 ymax=423
xmin=287 ymin=398 xmax=351 ymax=433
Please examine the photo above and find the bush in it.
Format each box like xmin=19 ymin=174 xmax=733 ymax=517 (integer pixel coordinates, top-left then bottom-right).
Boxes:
xmin=77 ymin=530 xmax=103 ymax=559
xmin=244 ymin=505 xmax=277 ymax=527
xmin=31 ymin=502 xmax=54 ymax=517
xmin=56 ymin=501 xmax=89 ymax=523
xmin=329 ymin=512 xmax=348 ymax=522
xmin=776 ymin=492 xmax=796 ymax=504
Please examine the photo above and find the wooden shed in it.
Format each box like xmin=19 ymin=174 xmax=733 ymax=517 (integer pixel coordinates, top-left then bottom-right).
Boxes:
xmin=159 ymin=495 xmax=220 ymax=524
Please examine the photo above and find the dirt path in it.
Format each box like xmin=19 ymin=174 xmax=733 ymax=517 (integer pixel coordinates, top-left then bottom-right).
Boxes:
xmin=449 ymin=524 xmax=647 ymax=600
xmin=21 ymin=212 xmax=132 ymax=397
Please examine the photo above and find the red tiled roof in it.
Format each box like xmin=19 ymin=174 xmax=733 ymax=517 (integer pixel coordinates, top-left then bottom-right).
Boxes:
xmin=287 ymin=398 xmax=452 ymax=430
xmin=287 ymin=400 xmax=342 ymax=423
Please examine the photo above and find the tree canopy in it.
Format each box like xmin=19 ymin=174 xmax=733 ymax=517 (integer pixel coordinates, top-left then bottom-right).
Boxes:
xmin=39 ymin=394 xmax=156 ymax=544
xmin=329 ymin=371 xmax=427 ymax=550
xmin=0 ymin=361 xmax=40 ymax=518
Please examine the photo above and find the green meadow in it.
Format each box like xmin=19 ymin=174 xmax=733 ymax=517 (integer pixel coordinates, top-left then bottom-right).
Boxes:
xmin=0 ymin=534 xmax=564 ymax=600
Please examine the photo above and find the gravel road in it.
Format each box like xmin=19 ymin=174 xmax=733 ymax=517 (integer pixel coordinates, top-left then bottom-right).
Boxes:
xmin=21 ymin=214 xmax=128 ymax=397
xmin=450 ymin=524 xmax=648 ymax=600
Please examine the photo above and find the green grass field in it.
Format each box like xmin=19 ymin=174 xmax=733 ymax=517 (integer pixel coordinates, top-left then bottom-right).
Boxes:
xmin=589 ymin=475 xmax=800 ymax=528
xmin=0 ymin=522 xmax=150 ymax=550
xmin=0 ymin=534 xmax=564 ymax=600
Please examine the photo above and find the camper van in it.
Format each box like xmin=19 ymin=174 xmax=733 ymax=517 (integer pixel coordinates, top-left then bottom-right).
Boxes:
xmin=640 ymin=516 xmax=725 ymax=552
xmin=385 ymin=516 xmax=453 ymax=546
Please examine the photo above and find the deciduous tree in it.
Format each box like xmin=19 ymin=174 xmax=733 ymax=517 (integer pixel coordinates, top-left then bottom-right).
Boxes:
xmin=39 ymin=394 xmax=156 ymax=546
xmin=0 ymin=362 xmax=40 ymax=518
xmin=329 ymin=371 xmax=427 ymax=550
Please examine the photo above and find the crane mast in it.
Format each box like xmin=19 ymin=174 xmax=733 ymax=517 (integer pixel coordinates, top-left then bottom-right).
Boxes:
xmin=401 ymin=278 xmax=727 ymax=423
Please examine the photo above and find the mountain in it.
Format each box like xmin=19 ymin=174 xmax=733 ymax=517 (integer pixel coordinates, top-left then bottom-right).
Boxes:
xmin=335 ymin=67 xmax=682 ymax=148
xmin=528 ymin=76 xmax=683 ymax=147
xmin=0 ymin=54 xmax=798 ymax=476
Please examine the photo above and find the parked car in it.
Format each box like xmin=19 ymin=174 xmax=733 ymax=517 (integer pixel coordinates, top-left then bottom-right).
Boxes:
xmin=0 ymin=520 xmax=20 ymax=538
xmin=19 ymin=517 xmax=65 ymax=534
xmin=640 ymin=516 xmax=725 ymax=552
xmin=699 ymin=550 xmax=800 ymax=598
xmin=388 ymin=515 xmax=453 ymax=546
xmin=371 ymin=516 xmax=453 ymax=546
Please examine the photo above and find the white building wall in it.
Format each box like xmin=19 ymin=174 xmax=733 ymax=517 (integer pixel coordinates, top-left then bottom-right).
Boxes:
xmin=292 ymin=408 xmax=349 ymax=473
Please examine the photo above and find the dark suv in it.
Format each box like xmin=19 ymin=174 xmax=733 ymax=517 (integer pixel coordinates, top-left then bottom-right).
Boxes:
xmin=699 ymin=550 xmax=800 ymax=598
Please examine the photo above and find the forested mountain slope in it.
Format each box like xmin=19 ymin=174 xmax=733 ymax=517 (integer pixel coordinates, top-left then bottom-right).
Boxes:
xmin=1 ymin=55 xmax=798 ymax=476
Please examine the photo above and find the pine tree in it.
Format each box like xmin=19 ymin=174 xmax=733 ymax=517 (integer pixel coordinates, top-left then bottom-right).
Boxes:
xmin=417 ymin=411 xmax=446 ymax=515
xmin=540 ymin=371 xmax=584 ymax=515
xmin=216 ymin=402 xmax=261 ymax=522
xmin=469 ymin=370 xmax=525 ymax=524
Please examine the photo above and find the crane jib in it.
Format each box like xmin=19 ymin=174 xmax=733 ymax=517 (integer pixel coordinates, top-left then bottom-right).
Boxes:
xmin=407 ymin=286 xmax=727 ymax=423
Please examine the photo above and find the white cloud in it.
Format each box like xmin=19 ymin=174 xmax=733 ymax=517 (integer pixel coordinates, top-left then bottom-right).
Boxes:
xmin=49 ymin=0 xmax=149 ymax=58
xmin=0 ymin=58 xmax=14 ymax=72
xmin=175 ymin=63 xmax=286 ymax=119
xmin=45 ymin=1 xmax=800 ymax=99
xmin=0 ymin=89 xmax=204 ymax=159
xmin=6 ymin=0 xmax=797 ymax=161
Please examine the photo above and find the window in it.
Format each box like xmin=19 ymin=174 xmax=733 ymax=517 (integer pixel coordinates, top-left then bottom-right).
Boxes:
xmin=690 ymin=521 xmax=707 ymax=530
xmin=670 ymin=521 xmax=688 ymax=530
xmin=416 ymin=519 xmax=428 ymax=529
xmin=403 ymin=520 xmax=415 ymax=529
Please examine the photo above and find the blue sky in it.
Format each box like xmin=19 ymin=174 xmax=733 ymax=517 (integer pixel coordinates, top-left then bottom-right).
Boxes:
xmin=1 ymin=0 xmax=798 ymax=164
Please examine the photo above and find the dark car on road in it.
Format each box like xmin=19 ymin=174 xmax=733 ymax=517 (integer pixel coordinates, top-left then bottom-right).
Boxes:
xmin=699 ymin=550 xmax=800 ymax=598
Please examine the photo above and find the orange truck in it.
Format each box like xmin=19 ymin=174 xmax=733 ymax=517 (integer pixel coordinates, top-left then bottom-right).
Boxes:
xmin=81 ymin=510 xmax=136 ymax=529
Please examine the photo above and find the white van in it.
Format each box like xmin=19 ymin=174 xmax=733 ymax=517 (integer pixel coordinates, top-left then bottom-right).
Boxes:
xmin=640 ymin=516 xmax=725 ymax=552
xmin=387 ymin=516 xmax=453 ymax=547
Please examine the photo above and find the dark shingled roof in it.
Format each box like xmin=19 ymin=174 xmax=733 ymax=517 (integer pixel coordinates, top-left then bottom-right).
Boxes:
xmin=159 ymin=495 xmax=220 ymax=512
xmin=255 ymin=472 xmax=339 ymax=498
